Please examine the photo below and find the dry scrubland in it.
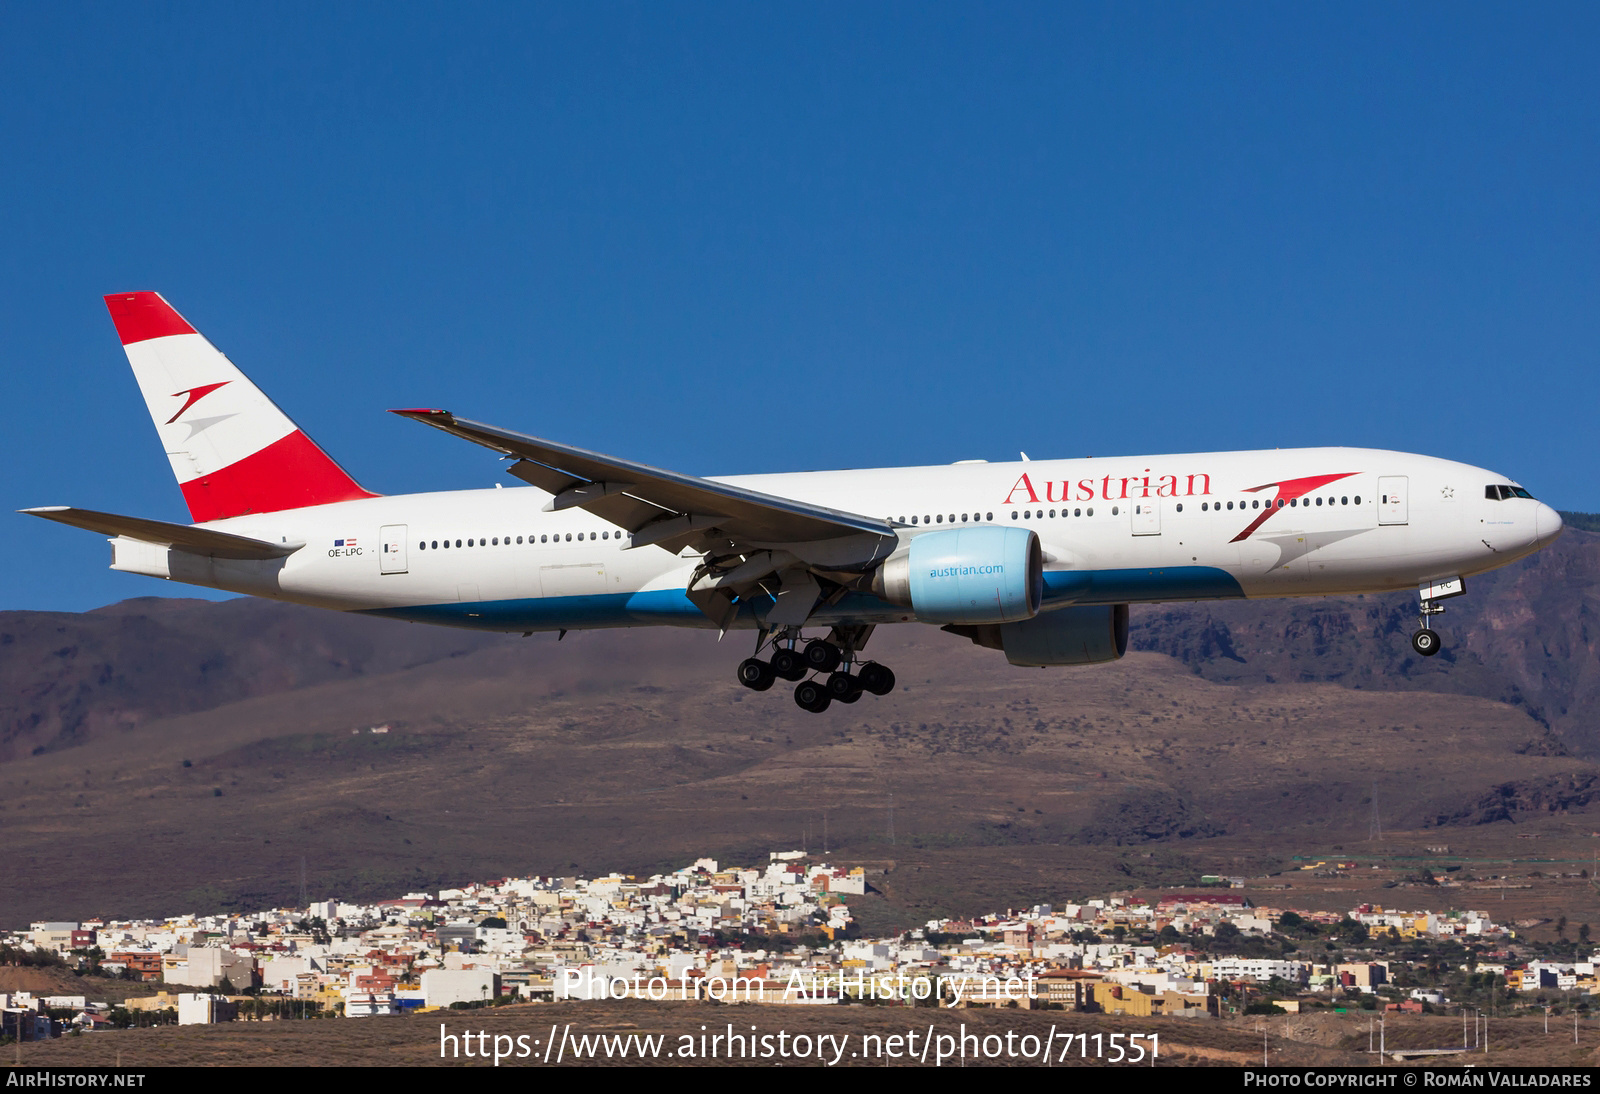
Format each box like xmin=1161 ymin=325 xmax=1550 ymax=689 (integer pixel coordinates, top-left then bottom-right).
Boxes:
xmin=10 ymin=1002 xmax=1600 ymax=1067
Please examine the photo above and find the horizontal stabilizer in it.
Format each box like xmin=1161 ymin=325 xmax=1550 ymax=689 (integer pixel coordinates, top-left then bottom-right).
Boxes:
xmin=20 ymin=506 xmax=302 ymax=560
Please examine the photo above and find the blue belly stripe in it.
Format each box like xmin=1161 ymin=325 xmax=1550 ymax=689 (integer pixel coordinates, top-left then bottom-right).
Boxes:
xmin=361 ymin=566 xmax=1244 ymax=632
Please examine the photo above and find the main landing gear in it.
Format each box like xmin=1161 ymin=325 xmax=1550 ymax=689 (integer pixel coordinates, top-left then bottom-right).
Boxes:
xmin=736 ymin=625 xmax=896 ymax=713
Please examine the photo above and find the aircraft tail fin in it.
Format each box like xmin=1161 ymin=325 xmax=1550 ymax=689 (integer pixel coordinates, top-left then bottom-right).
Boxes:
xmin=104 ymin=292 xmax=377 ymax=522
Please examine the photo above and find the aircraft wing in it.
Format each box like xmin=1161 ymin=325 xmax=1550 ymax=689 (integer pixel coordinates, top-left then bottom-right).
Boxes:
xmin=20 ymin=506 xmax=303 ymax=560
xmin=392 ymin=409 xmax=895 ymax=555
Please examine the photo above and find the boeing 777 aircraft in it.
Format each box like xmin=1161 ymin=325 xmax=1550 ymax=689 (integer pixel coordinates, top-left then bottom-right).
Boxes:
xmin=24 ymin=292 xmax=1565 ymax=713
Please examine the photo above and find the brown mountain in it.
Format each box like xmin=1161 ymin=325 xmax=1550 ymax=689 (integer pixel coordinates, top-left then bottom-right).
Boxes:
xmin=1131 ymin=524 xmax=1600 ymax=754
xmin=0 ymin=597 xmax=499 ymax=762
xmin=2 ymin=525 xmax=1597 ymax=927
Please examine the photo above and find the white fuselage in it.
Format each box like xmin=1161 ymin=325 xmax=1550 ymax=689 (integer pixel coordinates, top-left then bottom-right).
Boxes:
xmin=108 ymin=446 xmax=1562 ymax=634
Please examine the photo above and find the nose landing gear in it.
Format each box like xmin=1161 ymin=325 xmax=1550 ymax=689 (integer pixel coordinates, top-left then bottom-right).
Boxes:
xmin=1411 ymin=576 xmax=1464 ymax=658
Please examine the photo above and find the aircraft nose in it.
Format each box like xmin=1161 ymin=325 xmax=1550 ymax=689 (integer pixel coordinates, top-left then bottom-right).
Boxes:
xmin=1536 ymin=502 xmax=1564 ymax=547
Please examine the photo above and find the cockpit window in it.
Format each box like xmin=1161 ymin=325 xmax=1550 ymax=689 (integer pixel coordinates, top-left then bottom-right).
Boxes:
xmin=1486 ymin=484 xmax=1535 ymax=501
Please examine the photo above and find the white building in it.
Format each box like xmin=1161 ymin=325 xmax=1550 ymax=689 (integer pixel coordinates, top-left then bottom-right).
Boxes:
xmin=420 ymin=968 xmax=499 ymax=1007
xmin=176 ymin=993 xmax=236 ymax=1025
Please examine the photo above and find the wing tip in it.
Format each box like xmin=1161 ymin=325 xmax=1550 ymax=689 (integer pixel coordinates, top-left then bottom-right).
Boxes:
xmin=390 ymin=408 xmax=457 ymax=426
xmin=103 ymin=291 xmax=197 ymax=345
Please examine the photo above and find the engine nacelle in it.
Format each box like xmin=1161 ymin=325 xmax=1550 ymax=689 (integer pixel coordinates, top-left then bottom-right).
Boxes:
xmin=944 ymin=604 xmax=1129 ymax=666
xmin=871 ymin=526 xmax=1042 ymax=624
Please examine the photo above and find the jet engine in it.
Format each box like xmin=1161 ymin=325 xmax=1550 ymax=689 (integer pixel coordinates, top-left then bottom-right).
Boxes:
xmin=870 ymin=526 xmax=1042 ymax=624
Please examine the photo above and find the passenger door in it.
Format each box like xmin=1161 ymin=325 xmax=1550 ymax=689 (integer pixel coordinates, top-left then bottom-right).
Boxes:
xmin=1131 ymin=499 xmax=1161 ymax=536
xmin=379 ymin=525 xmax=408 ymax=574
xmin=1378 ymin=477 xmax=1409 ymax=526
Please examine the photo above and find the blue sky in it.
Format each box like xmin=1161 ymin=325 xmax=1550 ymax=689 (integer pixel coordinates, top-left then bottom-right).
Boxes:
xmin=6 ymin=3 xmax=1597 ymax=611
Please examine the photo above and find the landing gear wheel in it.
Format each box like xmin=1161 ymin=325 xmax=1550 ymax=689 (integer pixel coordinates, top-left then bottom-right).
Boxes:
xmin=770 ymin=648 xmax=808 ymax=681
xmin=737 ymin=658 xmax=775 ymax=691
xmin=804 ymin=639 xmax=842 ymax=673
xmin=826 ymin=671 xmax=863 ymax=701
xmin=857 ymin=662 xmax=895 ymax=696
xmin=794 ymin=679 xmax=832 ymax=713
xmin=1411 ymin=629 xmax=1441 ymax=657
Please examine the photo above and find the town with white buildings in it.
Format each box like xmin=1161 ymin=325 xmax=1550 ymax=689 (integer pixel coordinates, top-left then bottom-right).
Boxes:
xmin=3 ymin=851 xmax=1592 ymax=1041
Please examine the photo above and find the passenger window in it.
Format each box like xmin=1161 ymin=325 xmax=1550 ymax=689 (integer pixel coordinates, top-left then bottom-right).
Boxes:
xmin=1111 ymin=506 xmax=1119 ymax=516
xmin=1175 ymin=503 xmax=1183 ymax=512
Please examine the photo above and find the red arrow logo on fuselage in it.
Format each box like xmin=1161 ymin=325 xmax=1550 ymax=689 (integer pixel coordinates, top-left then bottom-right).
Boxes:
xmin=1230 ymin=472 xmax=1359 ymax=543
xmin=166 ymin=382 xmax=231 ymax=424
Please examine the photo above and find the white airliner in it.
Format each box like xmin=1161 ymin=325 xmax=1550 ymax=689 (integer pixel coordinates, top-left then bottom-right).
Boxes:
xmin=25 ymin=293 xmax=1565 ymax=712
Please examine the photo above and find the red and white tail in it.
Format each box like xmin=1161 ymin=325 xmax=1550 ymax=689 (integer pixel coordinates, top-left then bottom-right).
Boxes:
xmin=105 ymin=292 xmax=377 ymax=523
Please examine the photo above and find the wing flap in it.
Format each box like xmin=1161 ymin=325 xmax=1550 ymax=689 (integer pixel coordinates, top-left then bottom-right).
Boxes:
xmin=21 ymin=506 xmax=302 ymax=560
